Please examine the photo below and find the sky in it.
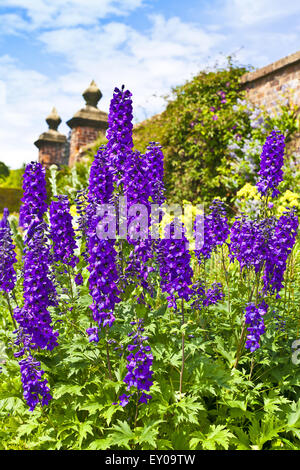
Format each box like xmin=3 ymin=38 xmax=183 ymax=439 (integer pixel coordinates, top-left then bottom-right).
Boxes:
xmin=0 ymin=0 xmax=299 ymax=169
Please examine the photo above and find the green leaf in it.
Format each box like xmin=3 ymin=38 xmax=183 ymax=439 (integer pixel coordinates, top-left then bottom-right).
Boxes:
xmin=53 ymin=383 xmax=83 ymax=399
xmin=190 ymin=425 xmax=234 ymax=450
xmin=108 ymin=420 xmax=135 ymax=450
xmin=87 ymin=438 xmax=112 ymax=450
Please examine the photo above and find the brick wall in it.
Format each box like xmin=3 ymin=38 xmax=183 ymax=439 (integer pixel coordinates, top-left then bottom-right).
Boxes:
xmin=38 ymin=142 xmax=67 ymax=167
xmin=69 ymin=126 xmax=101 ymax=166
xmin=241 ymin=50 xmax=300 ymax=155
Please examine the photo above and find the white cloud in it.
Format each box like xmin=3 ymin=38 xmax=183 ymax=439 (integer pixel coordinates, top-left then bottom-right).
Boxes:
xmin=0 ymin=0 xmax=144 ymax=30
xmin=0 ymin=1 xmax=299 ymax=168
xmin=217 ymin=0 xmax=300 ymax=27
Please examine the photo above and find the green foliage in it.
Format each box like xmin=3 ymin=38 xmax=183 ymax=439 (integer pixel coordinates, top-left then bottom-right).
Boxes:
xmin=0 ymin=236 xmax=299 ymax=450
xmin=0 ymin=168 xmax=24 ymax=189
xmin=0 ymin=61 xmax=299 ymax=451
xmin=132 ymin=59 xmax=299 ymax=204
xmin=0 ymin=162 xmax=10 ymax=181
xmin=0 ymin=187 xmax=23 ymax=213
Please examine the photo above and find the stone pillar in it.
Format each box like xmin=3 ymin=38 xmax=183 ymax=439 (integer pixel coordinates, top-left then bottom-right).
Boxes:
xmin=67 ymin=80 xmax=108 ymax=166
xmin=34 ymin=108 xmax=67 ymax=168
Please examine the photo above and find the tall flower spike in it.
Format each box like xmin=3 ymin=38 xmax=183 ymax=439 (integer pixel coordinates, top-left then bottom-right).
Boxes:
xmin=157 ymin=219 xmax=193 ymax=309
xmin=106 ymin=86 xmax=134 ymax=181
xmin=123 ymin=150 xmax=154 ymax=290
xmin=263 ymin=209 xmax=298 ymax=296
xmin=195 ymin=199 xmax=229 ymax=262
xmin=256 ymin=130 xmax=285 ymax=198
xmin=244 ymin=301 xmax=268 ymax=352
xmin=14 ymin=218 xmax=58 ymax=351
xmin=229 ymin=216 xmax=272 ymax=273
xmin=0 ymin=208 xmax=17 ymax=293
xmin=86 ymin=146 xmax=120 ymax=341
xmin=144 ymin=142 xmax=166 ymax=206
xmin=19 ymin=161 xmax=48 ymax=228
xmin=50 ymin=195 xmax=78 ymax=267
xmin=19 ymin=354 xmax=52 ymax=411
xmin=116 ymin=319 xmax=153 ymax=406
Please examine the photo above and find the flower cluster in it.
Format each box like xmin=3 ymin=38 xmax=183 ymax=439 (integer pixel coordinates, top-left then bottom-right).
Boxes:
xmin=195 ymin=199 xmax=229 ymax=261
xmin=256 ymin=130 xmax=285 ymax=198
xmin=117 ymin=319 xmax=153 ymax=406
xmin=88 ymin=146 xmax=114 ymax=205
xmin=14 ymin=219 xmax=58 ymax=352
xmin=50 ymin=195 xmax=78 ymax=267
xmin=86 ymin=234 xmax=120 ymax=342
xmin=0 ymin=208 xmax=17 ymax=293
xmin=263 ymin=209 xmax=298 ymax=296
xmin=86 ymin=147 xmax=120 ymax=341
xmin=244 ymin=301 xmax=268 ymax=352
xmin=144 ymin=142 xmax=165 ymax=206
xmin=19 ymin=354 xmax=52 ymax=411
xmin=203 ymin=282 xmax=225 ymax=307
xmin=123 ymin=150 xmax=154 ymax=289
xmin=229 ymin=217 xmax=271 ymax=273
xmin=19 ymin=162 xmax=47 ymax=228
xmin=191 ymin=281 xmax=224 ymax=309
xmin=106 ymin=86 xmax=133 ymax=180
xmin=157 ymin=220 xmax=193 ymax=309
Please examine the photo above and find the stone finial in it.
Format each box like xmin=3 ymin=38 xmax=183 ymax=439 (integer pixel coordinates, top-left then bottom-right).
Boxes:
xmin=66 ymin=80 xmax=108 ymax=166
xmin=82 ymin=80 xmax=102 ymax=107
xmin=66 ymin=80 xmax=108 ymax=131
xmin=46 ymin=107 xmax=62 ymax=131
xmin=34 ymin=107 xmax=67 ymax=167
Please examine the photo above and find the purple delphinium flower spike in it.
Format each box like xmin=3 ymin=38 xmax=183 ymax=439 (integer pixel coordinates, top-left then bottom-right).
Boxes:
xmin=256 ymin=130 xmax=285 ymax=199
xmin=144 ymin=142 xmax=166 ymax=206
xmin=263 ymin=209 xmax=298 ymax=296
xmin=0 ymin=209 xmax=17 ymax=293
xmin=86 ymin=145 xmax=120 ymax=340
xmin=229 ymin=216 xmax=272 ymax=273
xmin=157 ymin=219 xmax=193 ymax=309
xmin=244 ymin=301 xmax=268 ymax=352
xmin=106 ymin=86 xmax=134 ymax=181
xmin=195 ymin=199 xmax=229 ymax=262
xmin=116 ymin=319 xmax=153 ymax=407
xmin=14 ymin=218 xmax=58 ymax=351
xmin=203 ymin=282 xmax=225 ymax=306
xmin=49 ymin=195 xmax=78 ymax=268
xmin=19 ymin=162 xmax=47 ymax=228
xmin=19 ymin=354 xmax=52 ymax=411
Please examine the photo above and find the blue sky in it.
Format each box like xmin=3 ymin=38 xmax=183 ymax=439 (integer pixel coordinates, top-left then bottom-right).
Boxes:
xmin=0 ymin=0 xmax=299 ymax=168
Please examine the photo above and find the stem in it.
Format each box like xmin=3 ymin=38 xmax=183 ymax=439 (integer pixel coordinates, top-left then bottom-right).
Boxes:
xmin=233 ymin=321 xmax=246 ymax=369
xmin=221 ymin=245 xmax=231 ymax=315
xmin=179 ymin=299 xmax=185 ymax=399
xmin=64 ymin=315 xmax=86 ymax=336
xmin=134 ymin=392 xmax=139 ymax=429
xmin=105 ymin=326 xmax=113 ymax=380
xmin=4 ymin=292 xmax=17 ymax=329
xmin=249 ymin=356 xmax=255 ymax=380
xmin=67 ymin=265 xmax=75 ymax=303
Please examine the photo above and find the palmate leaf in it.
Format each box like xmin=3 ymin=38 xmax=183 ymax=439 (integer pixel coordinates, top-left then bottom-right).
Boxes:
xmin=87 ymin=438 xmax=112 ymax=450
xmin=53 ymin=383 xmax=84 ymax=399
xmin=77 ymin=421 xmax=94 ymax=448
xmin=170 ymin=395 xmax=206 ymax=426
xmin=190 ymin=425 xmax=234 ymax=450
xmin=248 ymin=416 xmax=284 ymax=450
xmin=102 ymin=403 xmax=124 ymax=425
xmin=135 ymin=420 xmax=163 ymax=448
xmin=108 ymin=420 xmax=135 ymax=450
xmin=287 ymin=400 xmax=300 ymax=428
xmin=0 ymin=397 xmax=26 ymax=414
xmin=17 ymin=420 xmax=40 ymax=438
